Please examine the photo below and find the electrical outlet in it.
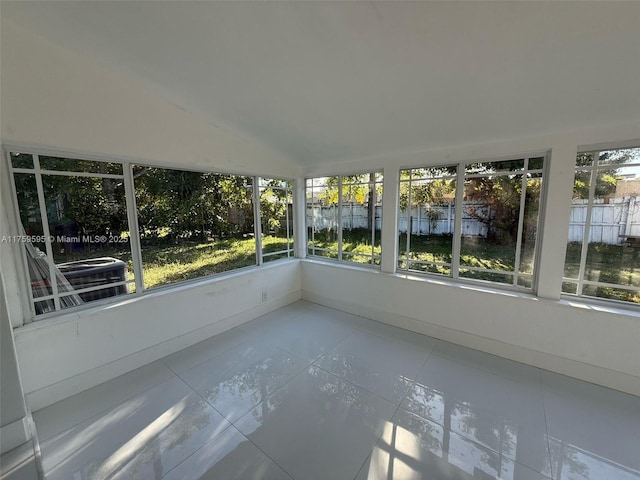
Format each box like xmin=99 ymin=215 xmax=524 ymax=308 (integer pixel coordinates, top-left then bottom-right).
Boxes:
xmin=262 ymin=291 xmax=268 ymax=302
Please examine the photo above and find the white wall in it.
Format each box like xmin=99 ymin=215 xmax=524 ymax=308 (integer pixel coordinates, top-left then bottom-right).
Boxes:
xmin=15 ymin=261 xmax=300 ymax=411
xmin=302 ymin=261 xmax=640 ymax=396
xmin=0 ymin=274 xmax=30 ymax=454
xmin=301 ymin=128 xmax=640 ymax=397
xmin=0 ymin=20 xmax=302 ymax=411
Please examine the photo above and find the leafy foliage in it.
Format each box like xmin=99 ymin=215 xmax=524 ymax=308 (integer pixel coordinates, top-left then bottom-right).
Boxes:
xmin=573 ymin=150 xmax=636 ymax=199
xmin=134 ymin=167 xmax=254 ymax=242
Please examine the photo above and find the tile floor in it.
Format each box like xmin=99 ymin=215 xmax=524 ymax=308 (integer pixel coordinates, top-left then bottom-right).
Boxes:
xmin=32 ymin=301 xmax=640 ymax=480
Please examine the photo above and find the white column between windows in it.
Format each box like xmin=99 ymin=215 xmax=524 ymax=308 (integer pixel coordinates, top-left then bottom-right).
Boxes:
xmin=380 ymin=167 xmax=399 ymax=273
xmin=294 ymin=177 xmax=307 ymax=259
xmin=535 ymin=143 xmax=577 ymax=299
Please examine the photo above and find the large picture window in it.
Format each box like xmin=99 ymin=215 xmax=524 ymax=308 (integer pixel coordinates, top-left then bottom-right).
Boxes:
xmin=562 ymin=147 xmax=640 ymax=304
xmin=306 ymin=173 xmax=383 ymax=266
xmin=259 ymin=178 xmax=294 ymax=263
xmin=9 ymin=153 xmax=136 ymax=315
xmin=398 ymin=156 xmax=545 ymax=289
xmin=134 ymin=166 xmax=256 ymax=289
xmin=7 ymin=151 xmax=294 ymax=318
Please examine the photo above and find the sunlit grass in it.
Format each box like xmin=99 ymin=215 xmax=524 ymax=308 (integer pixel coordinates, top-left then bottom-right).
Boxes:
xmin=141 ymin=235 xmax=292 ymax=289
xmin=54 ymin=229 xmax=638 ymax=304
xmin=308 ymin=229 xmax=381 ymax=264
xmin=564 ymin=242 xmax=640 ymax=303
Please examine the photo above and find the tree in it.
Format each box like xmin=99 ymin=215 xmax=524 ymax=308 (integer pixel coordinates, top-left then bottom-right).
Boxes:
xmin=314 ymin=175 xmax=381 ymax=235
xmin=573 ymin=150 xmax=636 ymax=199
xmin=399 ymin=167 xmax=457 ymax=213
xmin=259 ymin=180 xmax=291 ymax=237
xmin=134 ymin=168 xmax=253 ymax=242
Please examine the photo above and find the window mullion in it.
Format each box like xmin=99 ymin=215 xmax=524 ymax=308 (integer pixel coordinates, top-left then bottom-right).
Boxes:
xmin=405 ymin=176 xmax=412 ymax=269
xmin=370 ymin=176 xmax=376 ymax=266
xmin=286 ymin=185 xmax=292 ymax=257
xmin=576 ymin=152 xmax=599 ymax=296
xmin=338 ymin=177 xmax=343 ymax=261
xmin=253 ymin=177 xmax=262 ymax=266
xmin=451 ymin=164 xmax=465 ymax=279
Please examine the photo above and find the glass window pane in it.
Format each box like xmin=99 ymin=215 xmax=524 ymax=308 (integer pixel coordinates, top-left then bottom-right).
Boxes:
xmin=341 ymin=173 xmax=382 ymax=266
xmin=408 ymin=261 xmax=451 ymax=276
xmin=135 ymin=167 xmax=256 ymax=289
xmin=263 ymin=252 xmax=291 ymax=263
xmin=459 ymin=269 xmax=513 ymax=284
xmin=460 ymin=175 xmax=520 ymax=284
xmin=306 ymin=172 xmax=382 ymax=267
xmin=582 ymin=284 xmax=639 ymax=304
xmin=517 ymin=276 xmax=533 ymax=289
xmin=563 ymin=147 xmax=640 ymax=304
xmin=11 ymin=153 xmax=34 ymax=169
xmin=398 ymin=168 xmax=456 ymax=277
xmin=409 ymin=166 xmax=457 ymax=180
xmin=528 ymin=157 xmax=545 ymax=170
xmin=519 ymin=177 xmax=542 ymax=275
xmin=597 ymin=147 xmax=640 ymax=166
xmin=13 ymin=173 xmax=53 ymax=312
xmin=41 ymin=174 xmax=134 ymax=307
xmin=576 ymin=152 xmax=594 ymax=168
xmin=260 ymin=178 xmax=293 ymax=261
xmin=465 ymin=159 xmax=525 ymax=175
xmin=306 ymin=176 xmax=339 ymax=259
xmin=39 ymin=156 xmax=123 ymax=175
xmin=563 ymin=242 xmax=581 ymax=280
xmin=562 ymin=281 xmax=578 ymax=295
xmin=342 ymin=173 xmax=371 ymax=185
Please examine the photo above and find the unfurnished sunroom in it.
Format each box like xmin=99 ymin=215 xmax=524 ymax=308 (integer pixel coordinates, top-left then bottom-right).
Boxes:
xmin=0 ymin=2 xmax=639 ymax=480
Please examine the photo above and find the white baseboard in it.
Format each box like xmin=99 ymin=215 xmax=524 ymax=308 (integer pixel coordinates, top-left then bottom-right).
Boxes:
xmin=0 ymin=418 xmax=29 ymax=455
xmin=26 ymin=290 xmax=301 ymax=411
xmin=302 ymin=290 xmax=640 ymax=397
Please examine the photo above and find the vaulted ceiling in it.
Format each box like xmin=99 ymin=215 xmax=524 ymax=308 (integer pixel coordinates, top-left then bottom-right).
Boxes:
xmin=2 ymin=1 xmax=639 ymax=165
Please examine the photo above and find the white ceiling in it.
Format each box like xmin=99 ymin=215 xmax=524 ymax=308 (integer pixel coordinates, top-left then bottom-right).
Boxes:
xmin=2 ymin=1 xmax=640 ymax=166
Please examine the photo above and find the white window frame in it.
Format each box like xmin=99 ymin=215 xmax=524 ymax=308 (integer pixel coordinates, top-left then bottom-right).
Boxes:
xmin=397 ymin=154 xmax=547 ymax=292
xmin=562 ymin=145 xmax=640 ymax=305
xmin=305 ymin=172 xmax=383 ymax=268
xmin=5 ymin=147 xmax=296 ymax=321
xmin=257 ymin=178 xmax=294 ymax=264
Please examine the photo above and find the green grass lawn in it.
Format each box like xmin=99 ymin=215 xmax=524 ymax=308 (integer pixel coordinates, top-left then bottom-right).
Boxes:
xmin=140 ymin=235 xmax=291 ymax=289
xmin=53 ymin=235 xmax=292 ymax=291
xmin=307 ymin=229 xmax=381 ymax=264
xmin=311 ymin=230 xmax=638 ymax=303
xmin=564 ymin=242 xmax=640 ymax=303
xmin=54 ymin=230 xmax=638 ymax=303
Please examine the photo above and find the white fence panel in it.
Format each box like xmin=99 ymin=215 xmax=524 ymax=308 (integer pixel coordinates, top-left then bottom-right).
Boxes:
xmin=568 ymin=197 xmax=640 ymax=244
xmin=308 ymin=196 xmax=640 ymax=245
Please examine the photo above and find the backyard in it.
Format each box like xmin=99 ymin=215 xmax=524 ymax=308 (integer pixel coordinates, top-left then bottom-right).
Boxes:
xmin=52 ymin=234 xmax=292 ymax=292
xmin=50 ymin=230 xmax=638 ymax=303
xmin=310 ymin=229 xmax=639 ymax=303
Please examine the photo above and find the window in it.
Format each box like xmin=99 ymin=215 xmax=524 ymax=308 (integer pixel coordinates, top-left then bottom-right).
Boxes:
xmin=9 ymin=153 xmax=136 ymax=315
xmin=134 ymin=166 xmax=256 ymax=289
xmin=306 ymin=172 xmax=383 ymax=266
xmin=7 ymin=151 xmax=295 ymax=318
xmin=562 ymin=147 xmax=640 ymax=304
xmin=259 ymin=178 xmax=294 ymax=263
xmin=398 ymin=156 xmax=545 ymax=289
xmin=398 ymin=166 xmax=457 ymax=275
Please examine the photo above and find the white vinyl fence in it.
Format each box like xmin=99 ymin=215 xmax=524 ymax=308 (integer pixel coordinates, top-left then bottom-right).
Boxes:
xmin=568 ymin=197 xmax=640 ymax=244
xmin=307 ymin=196 xmax=640 ymax=245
